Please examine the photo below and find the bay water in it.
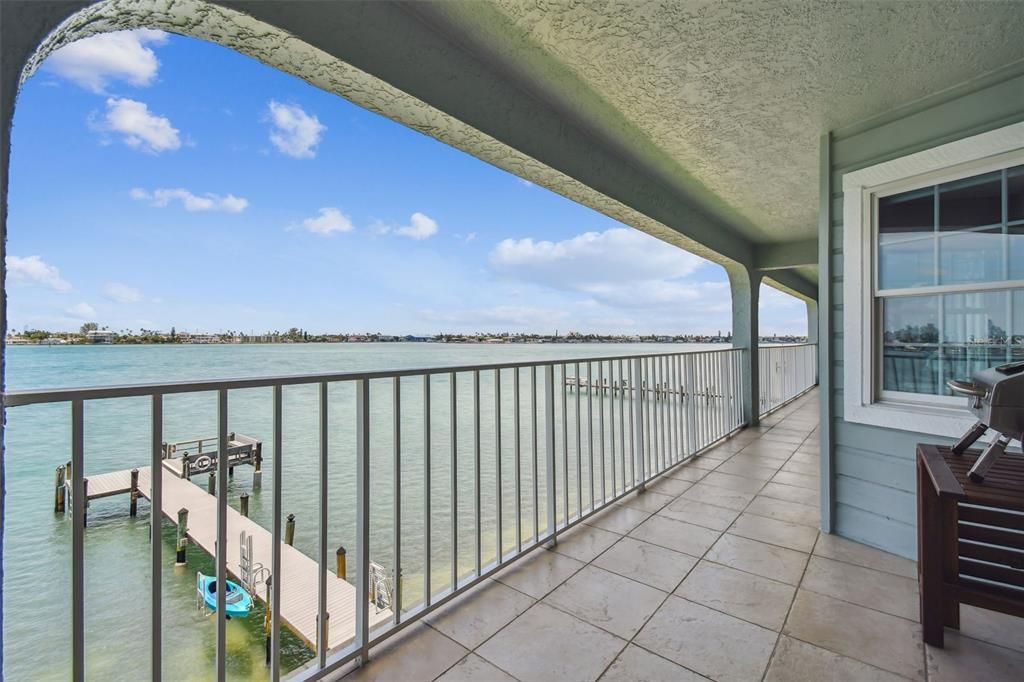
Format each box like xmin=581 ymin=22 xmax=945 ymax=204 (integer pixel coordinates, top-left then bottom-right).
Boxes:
xmin=2 ymin=342 xmax=724 ymax=680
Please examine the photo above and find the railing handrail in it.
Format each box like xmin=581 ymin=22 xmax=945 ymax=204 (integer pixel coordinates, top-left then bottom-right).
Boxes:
xmin=2 ymin=346 xmax=748 ymax=407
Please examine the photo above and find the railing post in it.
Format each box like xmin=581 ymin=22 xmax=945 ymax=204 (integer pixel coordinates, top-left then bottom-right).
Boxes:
xmin=356 ymin=378 xmax=371 ymax=665
xmin=543 ymin=364 xmax=557 ymax=545
xmin=632 ymin=358 xmax=645 ymax=489
xmin=150 ymin=394 xmax=163 ymax=682
xmin=71 ymin=399 xmax=85 ymax=682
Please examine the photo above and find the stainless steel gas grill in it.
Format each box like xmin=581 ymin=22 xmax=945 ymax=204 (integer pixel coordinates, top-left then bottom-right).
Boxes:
xmin=947 ymin=361 xmax=1024 ymax=482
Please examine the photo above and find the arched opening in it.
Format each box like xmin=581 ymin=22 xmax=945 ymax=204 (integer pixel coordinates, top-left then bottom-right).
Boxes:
xmin=3 ymin=12 xmax=778 ymax=680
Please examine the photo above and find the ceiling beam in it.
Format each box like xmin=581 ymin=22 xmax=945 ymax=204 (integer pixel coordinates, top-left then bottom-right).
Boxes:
xmin=764 ymin=269 xmax=818 ymax=303
xmin=755 ymin=239 xmax=818 ymax=271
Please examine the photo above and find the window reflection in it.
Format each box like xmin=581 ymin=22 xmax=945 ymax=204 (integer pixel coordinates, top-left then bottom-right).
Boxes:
xmin=939 ymin=171 xmax=1001 ymax=230
xmin=938 ymin=228 xmax=1003 ymax=285
xmin=882 ymin=296 xmax=939 ymax=394
xmin=879 ymin=187 xmax=933 ymax=236
xmin=1009 ymin=165 xmax=1024 ymax=223
xmin=878 ymin=165 xmax=1024 ymax=397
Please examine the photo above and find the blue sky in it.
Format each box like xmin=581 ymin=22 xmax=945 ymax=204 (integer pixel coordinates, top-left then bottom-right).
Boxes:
xmin=7 ymin=30 xmax=806 ymax=337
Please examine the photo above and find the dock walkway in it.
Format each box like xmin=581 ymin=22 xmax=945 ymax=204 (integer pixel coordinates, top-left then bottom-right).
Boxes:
xmin=83 ymin=463 xmax=391 ymax=651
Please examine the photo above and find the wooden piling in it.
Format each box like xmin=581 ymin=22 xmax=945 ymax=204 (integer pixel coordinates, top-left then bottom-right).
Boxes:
xmin=335 ymin=546 xmax=347 ymax=580
xmin=82 ymin=478 xmax=89 ymax=527
xmin=54 ymin=465 xmax=66 ymax=513
xmin=252 ymin=443 xmax=263 ymax=490
xmin=176 ymin=507 xmax=189 ymax=565
xmin=240 ymin=492 xmax=250 ymax=518
xmin=207 ymin=472 xmax=215 ymax=495
xmin=129 ymin=468 xmax=139 ymax=517
xmin=285 ymin=513 xmax=295 ymax=546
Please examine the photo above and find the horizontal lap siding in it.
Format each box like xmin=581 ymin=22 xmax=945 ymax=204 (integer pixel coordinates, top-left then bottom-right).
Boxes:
xmin=827 ymin=67 xmax=1024 ymax=559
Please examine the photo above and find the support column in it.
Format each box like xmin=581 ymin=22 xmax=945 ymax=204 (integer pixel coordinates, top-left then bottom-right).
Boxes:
xmin=728 ymin=265 xmax=762 ymax=427
xmin=806 ymin=299 xmax=819 ymax=383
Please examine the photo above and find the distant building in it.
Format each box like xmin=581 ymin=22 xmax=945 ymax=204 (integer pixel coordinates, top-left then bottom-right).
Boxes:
xmin=86 ymin=330 xmax=114 ymax=344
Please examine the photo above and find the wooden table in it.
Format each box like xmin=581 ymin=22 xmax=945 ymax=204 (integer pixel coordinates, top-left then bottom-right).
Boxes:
xmin=917 ymin=443 xmax=1024 ymax=647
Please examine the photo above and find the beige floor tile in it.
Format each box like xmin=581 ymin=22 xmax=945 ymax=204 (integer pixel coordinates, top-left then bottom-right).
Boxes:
xmin=705 ymin=533 xmax=809 ymax=585
xmin=788 ymin=452 xmax=820 ymax=466
xmin=713 ymin=459 xmax=780 ymax=481
xmin=703 ymin=439 xmax=748 ymax=455
xmin=550 ymin=523 xmax=622 ymax=563
xmin=599 ymin=644 xmax=705 ymax=682
xmin=729 ymin=512 xmax=819 ymax=553
xmin=699 ymin=448 xmax=732 ymax=462
xmin=812 ymin=532 xmax=916 ymax=579
xmin=739 ymin=441 xmax=800 ymax=458
xmin=760 ymin=481 xmax=819 ymax=506
xmin=959 ymin=604 xmax=1024 ymax=653
xmin=425 ymin=579 xmax=535 ymax=649
xmin=593 ymin=536 xmax=698 ymax=592
xmin=545 ymin=565 xmax=667 ymax=639
xmin=727 ymin=451 xmax=790 ymax=468
xmin=644 ymin=475 xmax=693 ymax=497
xmin=434 ymin=654 xmax=517 ymax=682
xmin=343 ymin=623 xmax=468 ymax=682
xmin=585 ymin=504 xmax=651 ymax=535
xmin=494 ymin=548 xmax=585 ymax=599
xmin=477 ymin=603 xmax=626 ymax=682
xmin=784 ymin=589 xmax=925 ymax=680
xmin=635 ymin=596 xmax=778 ymax=682
xmin=780 ymin=459 xmax=819 ymax=476
xmin=701 ymin=471 xmax=768 ymax=494
xmin=675 ymin=560 xmax=795 ymax=630
xmin=616 ymin=490 xmax=675 ymax=514
xmin=759 ymin=432 xmax=807 ymax=446
xmin=628 ymin=514 xmax=722 ymax=557
xmin=926 ymin=631 xmax=1024 ymax=682
xmin=746 ymin=495 xmax=820 ymax=527
xmin=771 ymin=470 xmax=819 ymax=490
xmin=664 ymin=465 xmax=708 ymax=483
xmin=765 ymin=635 xmax=907 ymax=682
xmin=685 ymin=456 xmax=722 ymax=470
xmin=657 ymin=497 xmax=741 ymax=531
xmin=801 ymin=555 xmax=918 ymax=621
xmin=680 ymin=481 xmax=757 ymax=511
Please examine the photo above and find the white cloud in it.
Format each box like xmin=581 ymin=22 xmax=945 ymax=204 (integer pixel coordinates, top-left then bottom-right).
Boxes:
xmin=66 ymin=302 xmax=97 ymax=319
xmin=396 ymin=212 xmax=439 ymax=240
xmin=103 ymin=282 xmax=143 ymax=303
xmin=131 ymin=187 xmax=248 ymax=212
xmin=43 ymin=29 xmax=168 ymax=93
xmin=267 ymin=101 xmax=325 ymax=159
xmin=491 ymin=228 xmax=705 ymax=290
xmin=98 ymin=97 xmax=180 ymax=153
xmin=300 ymin=208 xmax=354 ymax=236
xmin=6 ymin=255 xmax=72 ymax=292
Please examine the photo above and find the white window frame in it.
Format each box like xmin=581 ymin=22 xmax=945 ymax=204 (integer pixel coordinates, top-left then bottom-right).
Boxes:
xmin=843 ymin=121 xmax=1024 ymax=437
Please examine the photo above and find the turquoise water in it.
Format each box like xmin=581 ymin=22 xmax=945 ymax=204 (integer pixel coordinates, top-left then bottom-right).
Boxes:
xmin=2 ymin=342 xmax=722 ymax=680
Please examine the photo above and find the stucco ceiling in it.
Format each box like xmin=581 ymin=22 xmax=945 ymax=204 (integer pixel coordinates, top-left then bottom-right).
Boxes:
xmin=433 ymin=0 xmax=1024 ymax=244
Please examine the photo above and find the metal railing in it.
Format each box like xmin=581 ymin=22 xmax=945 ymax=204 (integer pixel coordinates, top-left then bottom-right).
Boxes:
xmin=758 ymin=343 xmax=818 ymax=416
xmin=3 ymin=347 xmax=747 ymax=681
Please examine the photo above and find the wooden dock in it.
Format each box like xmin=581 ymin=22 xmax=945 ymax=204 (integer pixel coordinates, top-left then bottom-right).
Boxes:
xmin=77 ymin=462 xmax=392 ymax=651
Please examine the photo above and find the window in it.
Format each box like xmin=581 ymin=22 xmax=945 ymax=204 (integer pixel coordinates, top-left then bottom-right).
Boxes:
xmin=877 ymin=165 xmax=1024 ymax=403
xmin=842 ymin=121 xmax=1024 ymax=437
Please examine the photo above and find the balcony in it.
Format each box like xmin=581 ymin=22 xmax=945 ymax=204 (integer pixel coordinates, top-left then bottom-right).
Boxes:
xmin=339 ymin=388 xmax=1024 ymax=682
xmin=5 ymin=345 xmax=819 ymax=680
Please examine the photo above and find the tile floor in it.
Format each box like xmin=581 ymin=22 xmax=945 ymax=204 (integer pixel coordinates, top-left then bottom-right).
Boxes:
xmin=339 ymin=389 xmax=1024 ymax=681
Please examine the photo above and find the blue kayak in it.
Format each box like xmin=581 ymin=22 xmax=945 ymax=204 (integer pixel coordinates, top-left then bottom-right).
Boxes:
xmin=197 ymin=572 xmax=254 ymax=618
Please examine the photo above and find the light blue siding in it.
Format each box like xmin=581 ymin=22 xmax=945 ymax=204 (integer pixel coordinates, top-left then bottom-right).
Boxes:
xmin=826 ymin=65 xmax=1024 ymax=559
